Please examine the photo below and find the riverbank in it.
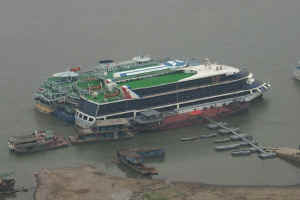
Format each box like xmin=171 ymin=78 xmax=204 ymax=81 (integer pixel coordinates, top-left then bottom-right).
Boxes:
xmin=34 ymin=165 xmax=300 ymax=200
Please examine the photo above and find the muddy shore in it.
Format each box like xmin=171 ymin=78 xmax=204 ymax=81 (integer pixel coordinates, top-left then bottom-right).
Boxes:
xmin=34 ymin=165 xmax=300 ymax=200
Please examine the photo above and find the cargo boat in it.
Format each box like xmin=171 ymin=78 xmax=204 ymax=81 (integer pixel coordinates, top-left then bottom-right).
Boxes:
xmin=130 ymin=102 xmax=249 ymax=132
xmin=69 ymin=118 xmax=134 ymax=144
xmin=116 ymin=148 xmax=165 ymax=175
xmin=8 ymin=130 xmax=69 ymax=153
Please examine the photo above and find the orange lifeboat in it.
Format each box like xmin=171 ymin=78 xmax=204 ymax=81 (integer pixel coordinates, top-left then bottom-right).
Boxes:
xmin=70 ymin=67 xmax=81 ymax=72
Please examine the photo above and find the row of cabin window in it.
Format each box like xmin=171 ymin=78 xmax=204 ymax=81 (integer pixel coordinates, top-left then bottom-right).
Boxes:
xmin=76 ymin=78 xmax=248 ymax=117
xmin=96 ymin=80 xmax=246 ymax=116
xmin=134 ymin=76 xmax=221 ymax=97
xmin=76 ymin=74 xmax=247 ymax=116
xmin=95 ymin=91 xmax=251 ymax=120
xmin=133 ymin=72 xmax=248 ymax=97
xmin=92 ymin=125 xmax=125 ymax=132
xmin=180 ymin=91 xmax=250 ymax=108
xmin=77 ymin=112 xmax=94 ymax=122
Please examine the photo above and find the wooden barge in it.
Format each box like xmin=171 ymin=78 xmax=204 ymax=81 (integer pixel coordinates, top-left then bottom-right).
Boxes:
xmin=70 ymin=118 xmax=134 ymax=144
xmin=8 ymin=130 xmax=69 ymax=153
xmin=116 ymin=148 xmax=165 ymax=176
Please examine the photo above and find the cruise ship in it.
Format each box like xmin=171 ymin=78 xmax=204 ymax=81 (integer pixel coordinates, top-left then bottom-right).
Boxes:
xmin=71 ymin=56 xmax=270 ymax=129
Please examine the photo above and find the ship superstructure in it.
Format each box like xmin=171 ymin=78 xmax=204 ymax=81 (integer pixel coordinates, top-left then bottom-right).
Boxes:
xmin=33 ymin=56 xmax=160 ymax=115
xmin=73 ymin=57 xmax=270 ymax=129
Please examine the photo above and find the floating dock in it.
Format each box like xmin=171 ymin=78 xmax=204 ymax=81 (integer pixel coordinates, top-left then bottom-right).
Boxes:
xmin=202 ymin=117 xmax=276 ymax=159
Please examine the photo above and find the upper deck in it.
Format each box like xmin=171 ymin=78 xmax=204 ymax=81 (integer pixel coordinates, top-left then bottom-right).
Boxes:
xmin=118 ymin=70 xmax=195 ymax=89
xmin=35 ymin=56 xmax=244 ymax=106
xmin=78 ymin=60 xmax=243 ymax=104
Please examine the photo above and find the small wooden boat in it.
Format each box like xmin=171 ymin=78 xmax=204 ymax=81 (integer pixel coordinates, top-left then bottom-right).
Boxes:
xmin=215 ymin=143 xmax=241 ymax=151
xmin=258 ymin=152 xmax=277 ymax=159
xmin=239 ymin=140 xmax=258 ymax=147
xmin=180 ymin=136 xmax=199 ymax=142
xmin=207 ymin=123 xmax=218 ymax=129
xmin=199 ymin=133 xmax=217 ymax=139
xmin=230 ymin=134 xmax=249 ymax=141
xmin=207 ymin=122 xmax=228 ymax=129
xmin=249 ymin=147 xmax=260 ymax=153
xmin=214 ymin=138 xmax=231 ymax=143
xmin=219 ymin=122 xmax=228 ymax=126
xmin=218 ymin=128 xmax=240 ymax=135
xmin=231 ymin=150 xmax=252 ymax=156
xmin=239 ymin=142 xmax=251 ymax=147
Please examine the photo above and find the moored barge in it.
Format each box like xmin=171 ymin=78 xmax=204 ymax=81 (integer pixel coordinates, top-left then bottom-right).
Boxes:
xmin=116 ymin=148 xmax=165 ymax=175
xmin=130 ymin=101 xmax=249 ymax=132
xmin=0 ymin=173 xmax=16 ymax=194
xmin=8 ymin=130 xmax=69 ymax=153
xmin=69 ymin=118 xmax=134 ymax=144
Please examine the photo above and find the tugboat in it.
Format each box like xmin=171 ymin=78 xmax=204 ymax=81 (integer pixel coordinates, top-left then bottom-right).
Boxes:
xmin=8 ymin=129 xmax=69 ymax=153
xmin=70 ymin=118 xmax=134 ymax=144
xmin=116 ymin=148 xmax=165 ymax=176
xmin=0 ymin=173 xmax=15 ymax=194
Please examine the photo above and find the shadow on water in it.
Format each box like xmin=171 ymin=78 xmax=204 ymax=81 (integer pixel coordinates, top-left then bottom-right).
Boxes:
xmin=292 ymin=78 xmax=300 ymax=87
xmin=251 ymin=97 xmax=270 ymax=111
xmin=32 ymin=110 xmax=73 ymax=128
xmin=0 ymin=193 xmax=16 ymax=200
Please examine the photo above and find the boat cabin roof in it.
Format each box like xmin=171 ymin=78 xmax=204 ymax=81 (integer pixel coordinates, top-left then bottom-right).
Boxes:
xmin=11 ymin=137 xmax=37 ymax=144
xmin=95 ymin=118 xmax=129 ymax=127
